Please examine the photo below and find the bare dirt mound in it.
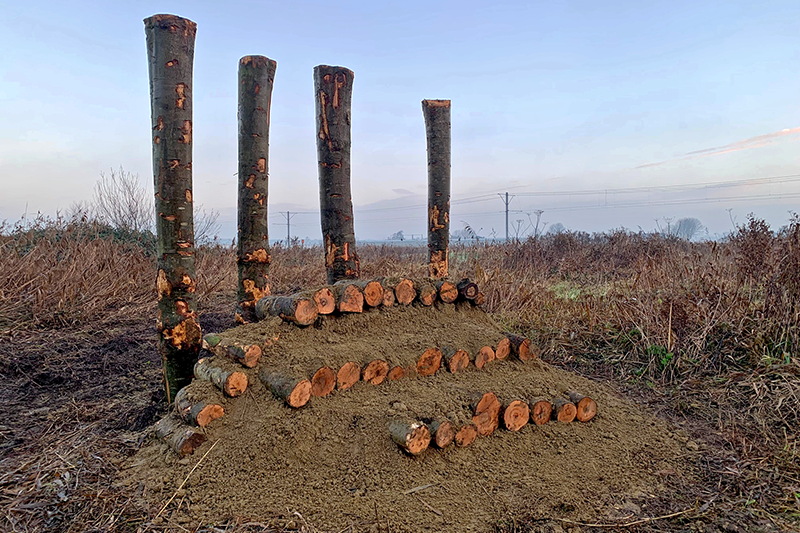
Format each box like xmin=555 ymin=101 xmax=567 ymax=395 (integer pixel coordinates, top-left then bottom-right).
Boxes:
xmin=122 ymin=303 xmax=696 ymax=532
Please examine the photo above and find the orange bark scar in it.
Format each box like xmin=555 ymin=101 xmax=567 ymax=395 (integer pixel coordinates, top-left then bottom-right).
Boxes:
xmin=157 ymin=269 xmax=171 ymax=298
xmin=185 ymin=189 xmax=192 ymax=202
xmin=245 ymin=175 xmax=256 ymax=188
xmin=169 ymin=160 xmax=180 ymax=169
xmin=154 ymin=116 xmax=164 ymax=131
xmin=245 ymin=248 xmax=271 ymax=264
xmin=181 ymin=274 xmax=196 ymax=292
xmin=179 ymin=120 xmax=192 ymax=144
xmin=333 ymin=72 xmax=345 ymax=109
xmin=325 ymin=236 xmax=337 ymax=268
xmin=153 ymin=136 xmax=161 ymax=144
xmin=160 ymin=213 xmax=177 ymax=222
xmin=342 ymin=242 xmax=350 ymax=262
xmin=430 ymin=205 xmax=445 ymax=230
xmin=166 ymin=59 xmax=179 ymax=68
xmin=428 ymin=251 xmax=448 ymax=278
xmin=162 ymin=316 xmax=202 ymax=350
xmin=242 ymin=279 xmax=266 ymax=301
xmin=319 ymin=91 xmax=331 ymax=149
xmin=175 ymin=83 xmax=187 ymax=109
xmin=256 ymin=158 xmax=266 ymax=173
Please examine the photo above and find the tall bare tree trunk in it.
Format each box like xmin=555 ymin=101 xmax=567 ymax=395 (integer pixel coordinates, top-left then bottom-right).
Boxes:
xmin=422 ymin=99 xmax=451 ymax=278
xmin=314 ymin=65 xmax=359 ymax=284
xmin=145 ymin=14 xmax=202 ymax=403
xmin=237 ymin=55 xmax=277 ymax=322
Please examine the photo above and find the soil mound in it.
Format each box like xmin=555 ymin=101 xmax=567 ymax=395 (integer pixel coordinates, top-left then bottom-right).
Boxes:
xmin=123 ymin=303 xmax=694 ymax=532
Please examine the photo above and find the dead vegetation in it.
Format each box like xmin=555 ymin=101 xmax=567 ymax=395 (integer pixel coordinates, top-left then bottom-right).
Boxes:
xmin=0 ymin=211 xmax=798 ymax=531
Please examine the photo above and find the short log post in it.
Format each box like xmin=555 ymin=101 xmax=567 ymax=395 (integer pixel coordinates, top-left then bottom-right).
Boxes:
xmin=422 ymin=99 xmax=451 ymax=278
xmin=236 ymin=56 xmax=277 ymax=323
xmin=144 ymin=14 xmax=202 ymax=403
xmin=315 ymin=65 xmax=359 ymax=284
xmin=388 ymin=417 xmax=431 ymax=455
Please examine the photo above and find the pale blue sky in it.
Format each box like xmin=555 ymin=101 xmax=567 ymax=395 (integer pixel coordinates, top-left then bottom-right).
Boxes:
xmin=1 ymin=0 xmax=798 ymax=240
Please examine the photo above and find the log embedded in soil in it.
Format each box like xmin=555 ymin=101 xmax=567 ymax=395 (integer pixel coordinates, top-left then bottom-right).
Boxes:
xmin=426 ymin=419 xmax=456 ymax=448
xmin=193 ymin=357 xmax=248 ymax=397
xmin=310 ymin=366 xmax=336 ymax=397
xmin=454 ymin=423 xmax=478 ymax=447
xmin=413 ymin=279 xmax=437 ymax=306
xmin=332 ymin=281 xmax=364 ymax=313
xmin=154 ymin=414 xmax=207 ymax=457
xmin=174 ymin=385 xmax=225 ymax=427
xmin=529 ymin=398 xmax=553 ymax=426
xmin=315 ymin=65 xmax=359 ymax=284
xmin=387 ymin=365 xmax=406 ymax=381
xmin=255 ymin=294 xmax=318 ymax=326
xmin=552 ymin=398 xmax=577 ymax=423
xmin=507 ymin=334 xmax=534 ymax=361
xmin=236 ymin=55 xmax=276 ymax=322
xmin=442 ymin=346 xmax=470 ymax=373
xmin=385 ymin=277 xmax=416 ymax=306
xmin=474 ymin=346 xmax=495 ymax=369
xmin=260 ymin=370 xmax=312 ymax=408
xmin=387 ymin=418 xmax=431 ymax=456
xmin=416 ymin=348 xmax=443 ymax=376
xmin=434 ymin=280 xmax=458 ymax=303
xmin=495 ymin=338 xmax=511 ymax=361
xmin=362 ymin=359 xmax=390 ymax=385
xmin=207 ymin=341 xmax=261 ymax=369
xmin=471 ymin=392 xmax=501 ymax=436
xmin=354 ymin=279 xmax=384 ymax=307
xmin=567 ymin=392 xmax=598 ymax=422
xmin=502 ymin=400 xmax=530 ymax=432
xmin=456 ymin=279 xmax=479 ymax=300
xmin=336 ymin=361 xmax=361 ymax=390
xmin=423 ymin=99 xmax=451 ymax=279
xmin=145 ymin=14 xmax=202 ymax=403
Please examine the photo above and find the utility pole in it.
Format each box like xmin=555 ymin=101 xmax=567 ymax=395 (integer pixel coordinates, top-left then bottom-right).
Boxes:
xmin=281 ymin=211 xmax=295 ymax=246
xmin=498 ymin=192 xmax=514 ymax=241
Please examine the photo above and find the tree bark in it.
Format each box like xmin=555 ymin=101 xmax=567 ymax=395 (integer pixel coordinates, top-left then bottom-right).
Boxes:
xmin=454 ymin=423 xmax=478 ymax=447
xmin=259 ymin=370 xmax=312 ymax=408
xmin=362 ymin=359 xmax=390 ymax=385
xmin=153 ymin=414 xmax=207 ymax=457
xmin=173 ymin=383 xmax=225 ymax=427
xmin=387 ymin=417 xmax=430 ymax=455
xmin=354 ymin=279 xmax=384 ymax=307
xmin=193 ymin=357 xmax=248 ymax=397
xmin=256 ymin=294 xmax=318 ymax=326
xmin=529 ymin=398 xmax=552 ymax=426
xmin=434 ymin=280 xmax=458 ymax=303
xmin=144 ymin=14 xmax=202 ymax=404
xmin=236 ymin=56 xmax=276 ymax=322
xmin=552 ymin=398 xmax=577 ymax=423
xmin=384 ymin=277 xmax=416 ymax=305
xmin=336 ymin=361 xmax=361 ymax=390
xmin=422 ymin=99 xmax=451 ymax=279
xmin=416 ymin=348 xmax=443 ymax=376
xmin=456 ymin=279 xmax=479 ymax=300
xmin=426 ymin=419 xmax=455 ymax=448
xmin=442 ymin=346 xmax=470 ymax=373
xmin=471 ymin=392 xmax=501 ymax=436
xmin=501 ymin=400 xmax=530 ymax=432
xmin=314 ymin=65 xmax=359 ymax=284
xmin=474 ymin=345 xmax=495 ymax=369
xmin=567 ymin=392 xmax=598 ymax=422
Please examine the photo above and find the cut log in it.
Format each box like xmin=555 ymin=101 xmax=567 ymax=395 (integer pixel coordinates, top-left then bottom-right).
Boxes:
xmin=474 ymin=346 xmax=495 ymax=369
xmin=332 ymin=281 xmax=364 ymax=313
xmin=416 ymin=348 xmax=443 ymax=377
xmin=529 ymin=398 xmax=553 ymax=426
xmin=501 ymin=400 xmax=530 ymax=432
xmin=456 ymin=279 xmax=479 ymax=300
xmin=380 ymin=279 xmax=396 ymax=307
xmin=442 ymin=346 xmax=470 ymax=373
xmin=336 ymin=361 xmax=361 ymax=390
xmin=471 ymin=392 xmax=501 ymax=436
xmin=259 ymin=370 xmax=312 ymax=408
xmin=208 ymin=341 xmax=261 ymax=368
xmin=454 ymin=423 xmax=478 ymax=447
xmin=552 ymin=398 xmax=577 ymax=423
xmin=255 ymin=294 xmax=318 ymax=326
xmin=354 ymin=279 xmax=384 ymax=307
xmin=385 ymin=277 xmax=416 ymax=306
xmin=433 ymin=280 xmax=458 ymax=303
xmin=507 ymin=334 xmax=534 ymax=361
xmin=193 ymin=357 xmax=248 ymax=397
xmin=567 ymin=392 xmax=598 ymax=422
xmin=426 ymin=419 xmax=455 ymax=448
xmin=174 ymin=384 xmax=225 ymax=428
xmin=387 ymin=365 xmax=406 ymax=381
xmin=362 ymin=359 xmax=390 ymax=385
xmin=154 ymin=414 xmax=207 ymax=457
xmin=387 ymin=418 xmax=431 ymax=456
xmin=413 ymin=279 xmax=437 ymax=306
xmin=296 ymin=288 xmax=335 ymax=315
xmin=473 ymin=292 xmax=486 ymax=306
xmin=495 ymin=338 xmax=511 ymax=361
xmin=310 ymin=366 xmax=336 ymax=397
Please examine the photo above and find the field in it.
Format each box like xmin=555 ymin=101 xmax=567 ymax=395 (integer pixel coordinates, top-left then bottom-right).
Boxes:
xmin=1 ymin=213 xmax=798 ymax=532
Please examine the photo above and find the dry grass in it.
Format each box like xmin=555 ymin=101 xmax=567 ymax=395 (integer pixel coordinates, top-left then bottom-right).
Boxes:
xmin=1 ymin=212 xmax=799 ymax=531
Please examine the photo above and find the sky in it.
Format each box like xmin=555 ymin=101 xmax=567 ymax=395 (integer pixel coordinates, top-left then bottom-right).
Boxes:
xmin=1 ymin=0 xmax=798 ymax=241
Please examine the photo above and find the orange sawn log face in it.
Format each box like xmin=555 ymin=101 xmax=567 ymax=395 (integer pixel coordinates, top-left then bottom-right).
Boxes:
xmin=471 ymin=392 xmax=501 ymax=436
xmin=502 ymin=400 xmax=530 ymax=432
xmin=416 ymin=348 xmax=443 ymax=376
xmin=362 ymin=359 xmax=390 ymax=385
xmin=336 ymin=361 xmax=361 ymax=390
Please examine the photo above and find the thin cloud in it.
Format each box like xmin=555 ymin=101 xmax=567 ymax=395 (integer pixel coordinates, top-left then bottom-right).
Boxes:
xmin=636 ymin=127 xmax=800 ymax=169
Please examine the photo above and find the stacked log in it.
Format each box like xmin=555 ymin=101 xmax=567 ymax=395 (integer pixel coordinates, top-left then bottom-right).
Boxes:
xmin=260 ymin=369 xmax=312 ymax=408
xmin=501 ymin=400 xmax=530 ymax=432
xmin=529 ymin=398 xmax=553 ymax=426
xmin=310 ymin=366 xmax=336 ymax=397
xmin=426 ymin=419 xmax=456 ymax=448
xmin=384 ymin=277 xmax=416 ymax=306
xmin=332 ymin=281 xmax=364 ymax=313
xmin=355 ymin=280 xmax=384 ymax=307
xmin=471 ymin=392 xmax=501 ymax=436
xmin=154 ymin=414 xmax=207 ymax=457
xmin=387 ymin=366 xmax=406 ymax=381
xmin=454 ymin=423 xmax=478 ymax=447
xmin=494 ymin=338 xmax=511 ymax=361
xmin=456 ymin=279 xmax=479 ymax=300
xmin=507 ymin=333 xmax=536 ymax=361
xmin=194 ymin=357 xmax=248 ymax=397
xmin=568 ymin=392 xmax=598 ymax=422
xmin=442 ymin=346 xmax=470 ymax=373
xmin=336 ymin=361 xmax=361 ymax=390
xmin=413 ymin=279 xmax=437 ymax=306
xmin=362 ymin=359 xmax=390 ymax=385
xmin=435 ymin=280 xmax=458 ymax=303
xmin=205 ymin=337 xmax=262 ymax=368
xmin=474 ymin=346 xmax=495 ymax=369
xmin=174 ymin=382 xmax=225 ymax=427
xmin=416 ymin=348 xmax=443 ymax=376
xmin=256 ymin=294 xmax=318 ymax=326
xmin=552 ymin=398 xmax=577 ymax=422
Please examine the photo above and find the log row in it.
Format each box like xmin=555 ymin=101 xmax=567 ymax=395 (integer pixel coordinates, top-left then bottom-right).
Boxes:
xmin=252 ymin=277 xmax=485 ymax=327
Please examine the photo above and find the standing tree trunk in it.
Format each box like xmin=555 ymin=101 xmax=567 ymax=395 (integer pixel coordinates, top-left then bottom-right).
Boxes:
xmin=145 ymin=14 xmax=202 ymax=404
xmin=422 ymin=99 xmax=451 ymax=278
xmin=237 ymin=56 xmax=277 ymax=323
xmin=314 ymin=65 xmax=359 ymax=284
